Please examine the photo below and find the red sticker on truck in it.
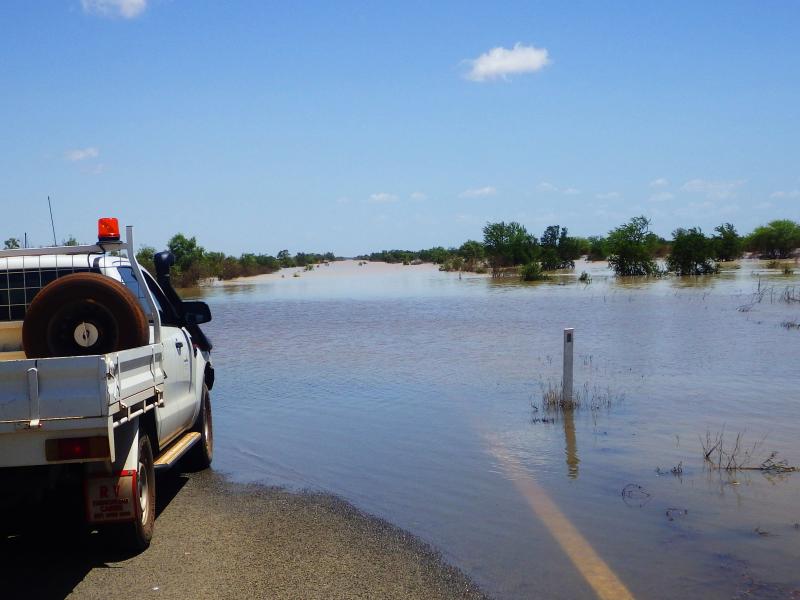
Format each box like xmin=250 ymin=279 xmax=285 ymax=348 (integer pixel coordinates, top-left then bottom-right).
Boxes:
xmin=85 ymin=470 xmax=138 ymax=523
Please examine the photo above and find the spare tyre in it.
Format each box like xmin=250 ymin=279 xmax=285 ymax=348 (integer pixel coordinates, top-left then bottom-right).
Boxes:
xmin=23 ymin=272 xmax=150 ymax=359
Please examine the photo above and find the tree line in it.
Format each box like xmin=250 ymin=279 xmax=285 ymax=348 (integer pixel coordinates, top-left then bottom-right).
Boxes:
xmin=135 ymin=234 xmax=337 ymax=287
xmin=4 ymin=218 xmax=798 ymax=285
xmin=358 ymin=218 xmax=800 ymax=279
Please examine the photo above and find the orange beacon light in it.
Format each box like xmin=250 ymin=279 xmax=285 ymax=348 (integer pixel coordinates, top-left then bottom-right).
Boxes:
xmin=97 ymin=217 xmax=120 ymax=242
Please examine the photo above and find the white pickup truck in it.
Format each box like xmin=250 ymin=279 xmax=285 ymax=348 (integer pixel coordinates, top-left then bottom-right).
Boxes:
xmin=0 ymin=219 xmax=214 ymax=550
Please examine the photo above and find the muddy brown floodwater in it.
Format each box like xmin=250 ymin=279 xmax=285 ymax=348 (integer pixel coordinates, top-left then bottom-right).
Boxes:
xmin=189 ymin=258 xmax=800 ymax=600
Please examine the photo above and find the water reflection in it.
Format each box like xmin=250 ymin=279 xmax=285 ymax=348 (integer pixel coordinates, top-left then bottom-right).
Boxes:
xmin=562 ymin=408 xmax=580 ymax=479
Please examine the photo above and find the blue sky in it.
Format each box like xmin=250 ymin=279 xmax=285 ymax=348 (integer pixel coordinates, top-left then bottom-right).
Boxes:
xmin=1 ymin=1 xmax=798 ymax=256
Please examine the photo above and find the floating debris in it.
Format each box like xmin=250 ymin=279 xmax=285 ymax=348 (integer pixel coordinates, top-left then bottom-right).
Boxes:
xmin=754 ymin=527 xmax=775 ymax=537
xmin=665 ymin=508 xmax=688 ymax=522
xmin=621 ymin=483 xmax=652 ymax=508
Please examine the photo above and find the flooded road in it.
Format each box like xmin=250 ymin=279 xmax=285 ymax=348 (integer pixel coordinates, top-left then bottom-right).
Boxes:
xmin=193 ymin=259 xmax=800 ymax=599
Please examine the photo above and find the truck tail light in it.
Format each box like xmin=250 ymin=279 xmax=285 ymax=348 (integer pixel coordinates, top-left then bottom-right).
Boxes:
xmin=98 ymin=217 xmax=120 ymax=242
xmin=46 ymin=437 xmax=110 ymax=461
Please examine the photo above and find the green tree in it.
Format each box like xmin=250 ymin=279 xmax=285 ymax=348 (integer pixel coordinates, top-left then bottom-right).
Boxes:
xmin=482 ymin=221 xmax=538 ymax=274
xmin=573 ymin=237 xmax=591 ymax=256
xmin=239 ymin=253 xmax=260 ymax=275
xmin=540 ymin=225 xmax=580 ymax=270
xmin=203 ymin=251 xmax=226 ymax=278
xmin=62 ymin=235 xmax=78 ymax=246
xmin=667 ymin=227 xmax=718 ymax=275
xmin=557 ymin=227 xmax=581 ymax=267
xmin=255 ymin=254 xmax=280 ymax=270
xmin=3 ymin=237 xmax=20 ymax=250
xmin=745 ymin=219 xmax=800 ymax=259
xmin=587 ymin=236 xmax=608 ymax=261
xmin=712 ymin=223 xmax=743 ymax=261
xmin=606 ymin=216 xmax=660 ymax=276
xmin=168 ymin=234 xmax=205 ymax=271
xmin=458 ymin=240 xmax=486 ymax=269
xmin=166 ymin=234 xmax=207 ymax=285
xmin=294 ymin=252 xmax=311 ymax=267
xmin=276 ymin=249 xmax=295 ymax=268
xmin=135 ymin=245 xmax=157 ymax=274
xmin=417 ymin=246 xmax=450 ymax=264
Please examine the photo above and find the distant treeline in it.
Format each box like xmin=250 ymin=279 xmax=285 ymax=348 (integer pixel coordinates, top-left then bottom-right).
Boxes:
xmin=6 ymin=218 xmax=796 ymax=287
xmin=357 ymin=218 xmax=800 ymax=279
xmin=135 ymin=234 xmax=337 ymax=287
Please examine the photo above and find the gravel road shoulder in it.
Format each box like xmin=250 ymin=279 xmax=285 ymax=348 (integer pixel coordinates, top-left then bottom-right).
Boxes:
xmin=1 ymin=469 xmax=487 ymax=600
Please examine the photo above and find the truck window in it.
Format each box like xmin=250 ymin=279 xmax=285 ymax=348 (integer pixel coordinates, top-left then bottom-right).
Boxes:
xmin=0 ymin=267 xmax=96 ymax=322
xmin=117 ymin=267 xmax=180 ymax=327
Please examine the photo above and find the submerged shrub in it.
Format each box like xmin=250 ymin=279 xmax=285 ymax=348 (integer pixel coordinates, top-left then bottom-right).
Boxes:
xmin=606 ymin=216 xmax=661 ymax=276
xmin=667 ymin=227 xmax=719 ymax=275
xmin=587 ymin=236 xmax=608 ymax=261
xmin=745 ymin=219 xmax=800 ymax=259
xmin=520 ymin=262 xmax=548 ymax=281
xmin=712 ymin=223 xmax=743 ymax=261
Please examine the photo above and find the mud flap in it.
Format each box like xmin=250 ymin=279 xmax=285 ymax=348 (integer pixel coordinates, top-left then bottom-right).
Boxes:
xmin=85 ymin=470 xmax=138 ymax=524
xmin=84 ymin=419 xmax=140 ymax=524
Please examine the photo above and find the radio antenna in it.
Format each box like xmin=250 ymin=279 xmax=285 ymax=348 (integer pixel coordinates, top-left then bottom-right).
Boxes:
xmin=48 ymin=195 xmax=57 ymax=246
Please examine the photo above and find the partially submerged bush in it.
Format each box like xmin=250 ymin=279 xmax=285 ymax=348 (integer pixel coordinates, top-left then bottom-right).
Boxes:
xmin=519 ymin=262 xmax=548 ymax=281
xmin=606 ymin=216 xmax=661 ymax=276
xmin=667 ymin=227 xmax=719 ymax=275
xmin=745 ymin=219 xmax=800 ymax=259
xmin=712 ymin=223 xmax=743 ymax=261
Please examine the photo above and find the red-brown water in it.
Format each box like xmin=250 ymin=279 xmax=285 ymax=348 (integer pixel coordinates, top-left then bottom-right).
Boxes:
xmin=193 ymin=259 xmax=800 ymax=599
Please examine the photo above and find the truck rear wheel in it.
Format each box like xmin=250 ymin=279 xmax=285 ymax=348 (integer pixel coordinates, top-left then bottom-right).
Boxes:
xmin=22 ymin=272 xmax=149 ymax=359
xmin=113 ymin=433 xmax=156 ymax=552
xmin=185 ymin=385 xmax=213 ymax=471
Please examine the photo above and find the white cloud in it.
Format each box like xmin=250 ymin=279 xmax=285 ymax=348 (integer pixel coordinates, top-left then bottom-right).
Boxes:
xmin=648 ymin=192 xmax=674 ymax=203
xmin=649 ymin=178 xmax=669 ymax=188
xmin=65 ymin=147 xmax=99 ymax=161
xmin=770 ymin=189 xmax=800 ymax=199
xmin=536 ymin=182 xmax=580 ymax=195
xmin=755 ymin=201 xmax=775 ymax=210
xmin=367 ymin=192 xmax=398 ymax=204
xmin=459 ymin=186 xmax=497 ymax=198
xmin=681 ymin=178 xmax=745 ymax=199
xmin=595 ymin=192 xmax=620 ymax=200
xmin=410 ymin=192 xmax=427 ymax=201
xmin=464 ymin=43 xmax=550 ymax=82
xmin=81 ymin=0 xmax=147 ymax=18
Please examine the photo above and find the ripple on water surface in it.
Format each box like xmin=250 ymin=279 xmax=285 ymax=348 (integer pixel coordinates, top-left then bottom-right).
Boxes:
xmin=193 ymin=260 xmax=800 ymax=600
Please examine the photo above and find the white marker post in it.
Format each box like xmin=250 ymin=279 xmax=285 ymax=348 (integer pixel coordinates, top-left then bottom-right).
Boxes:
xmin=563 ymin=328 xmax=574 ymax=402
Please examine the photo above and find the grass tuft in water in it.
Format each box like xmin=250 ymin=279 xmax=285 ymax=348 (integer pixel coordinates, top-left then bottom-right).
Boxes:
xmin=536 ymin=380 xmax=623 ymax=414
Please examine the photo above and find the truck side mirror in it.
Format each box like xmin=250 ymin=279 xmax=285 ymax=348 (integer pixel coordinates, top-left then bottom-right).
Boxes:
xmin=182 ymin=301 xmax=212 ymax=325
